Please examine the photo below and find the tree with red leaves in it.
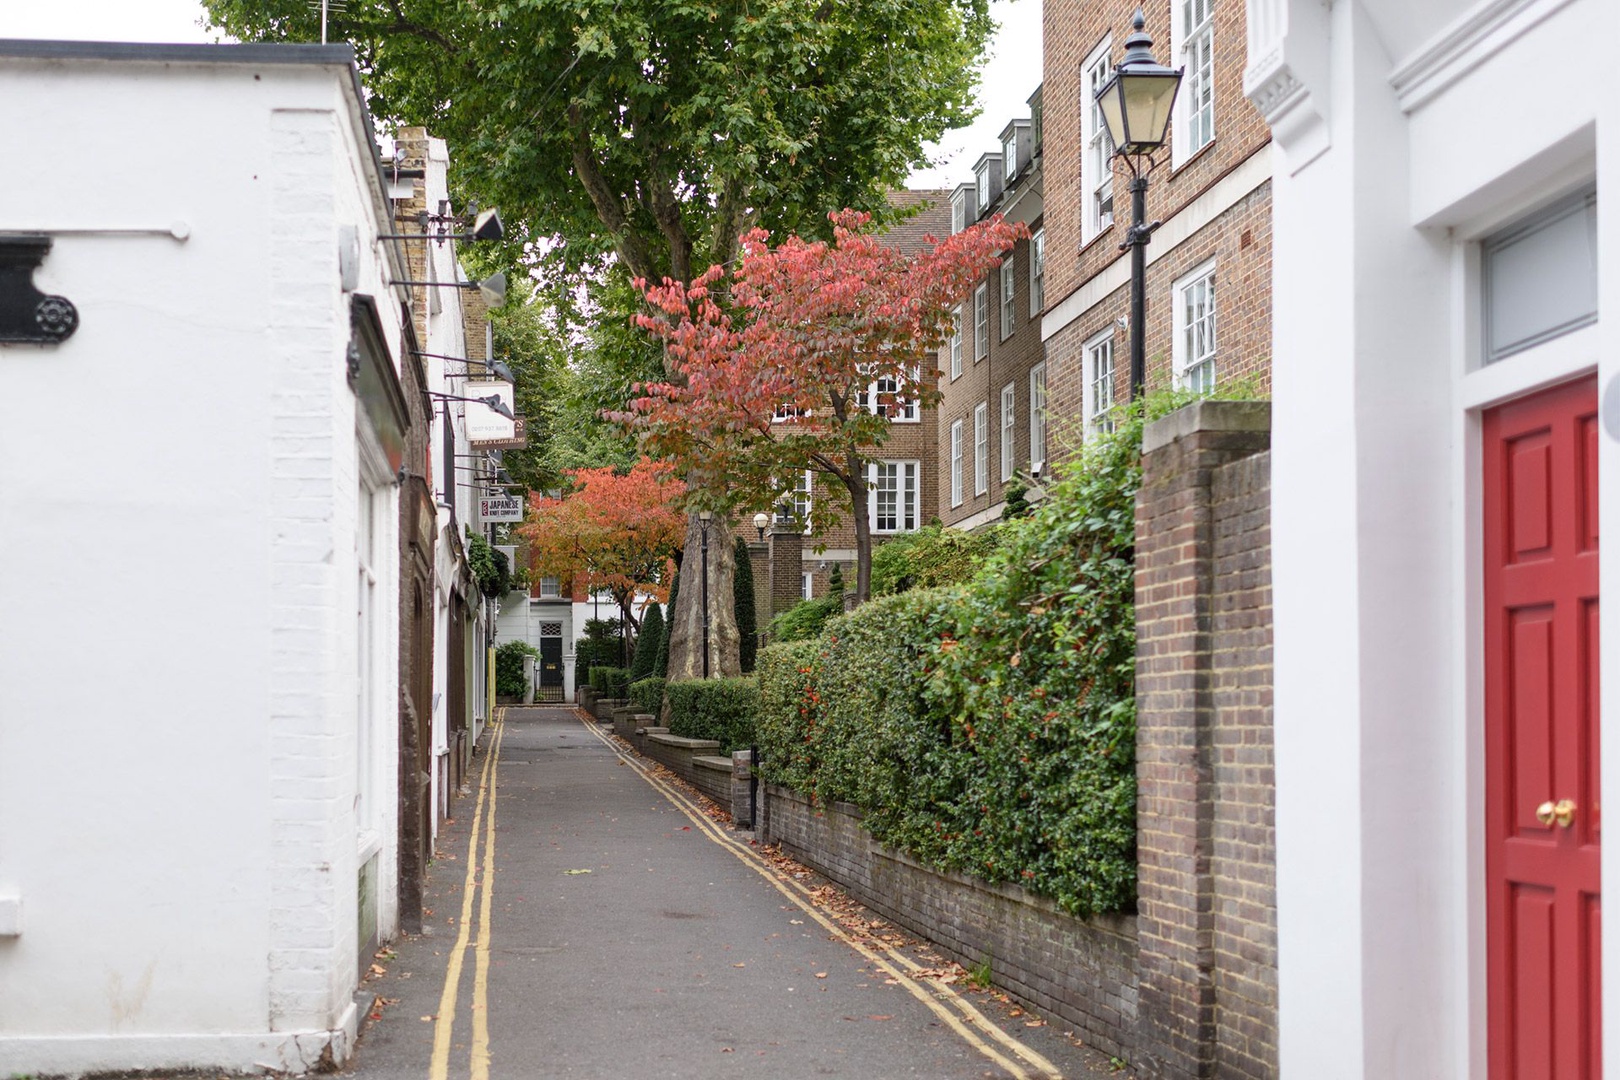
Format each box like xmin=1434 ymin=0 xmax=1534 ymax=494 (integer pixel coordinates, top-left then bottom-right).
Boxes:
xmin=616 ymin=209 xmax=1025 ymax=605
xmin=518 ymin=459 xmax=686 ymax=643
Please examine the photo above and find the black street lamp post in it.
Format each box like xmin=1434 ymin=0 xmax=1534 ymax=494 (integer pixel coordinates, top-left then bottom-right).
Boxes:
xmin=697 ymin=510 xmax=713 ymax=679
xmin=1094 ymin=9 xmax=1183 ymax=401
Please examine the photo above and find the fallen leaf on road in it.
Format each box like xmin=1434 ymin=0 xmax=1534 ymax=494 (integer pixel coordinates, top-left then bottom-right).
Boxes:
xmin=1024 ymin=1020 xmax=1046 ymax=1027
xmin=721 ymin=1048 xmax=734 ymax=1053
xmin=814 ymin=972 xmax=827 ymax=979
xmin=564 ymin=869 xmax=593 ymax=875
xmin=732 ymin=963 xmax=746 ymax=968
xmin=421 ymin=1016 xmax=434 ymax=1022
xmin=868 ymin=1015 xmax=893 ymax=1021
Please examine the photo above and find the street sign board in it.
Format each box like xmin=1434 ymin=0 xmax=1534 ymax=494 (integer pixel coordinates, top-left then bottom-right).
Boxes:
xmin=470 ymin=414 xmax=528 ymax=451
xmin=464 ymin=379 xmax=515 ymax=443
xmin=480 ymin=495 xmax=524 ymax=522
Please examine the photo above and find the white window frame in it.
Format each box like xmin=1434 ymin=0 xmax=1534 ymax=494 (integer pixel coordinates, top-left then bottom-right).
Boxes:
xmin=792 ymin=469 xmax=813 ymax=531
xmin=1084 ymin=328 xmax=1117 ymax=439
xmin=1173 ymin=0 xmax=1216 ymax=165
xmin=973 ymin=402 xmax=989 ymax=496
xmin=1000 ymin=383 xmax=1016 ymax=482
xmin=1082 ymin=37 xmax=1115 ymax=242
xmin=864 ymin=367 xmax=921 ymax=422
xmin=869 ymin=460 xmax=921 ymax=534
xmin=1173 ymin=259 xmax=1218 ymax=393
xmin=950 ymin=306 xmax=964 ymax=380
xmin=801 ymin=572 xmax=814 ymax=601
xmin=538 ymin=576 xmax=562 ymax=598
xmin=951 ymin=190 xmax=967 ymax=235
xmin=974 ymin=284 xmax=990 ymax=361
xmin=976 ymin=164 xmax=991 ymax=216
xmin=1000 ymin=258 xmax=1016 ymax=341
xmin=949 ymin=420 xmax=964 ymax=507
xmin=1029 ymin=229 xmax=1046 ymax=317
xmin=1029 ymin=362 xmax=1047 ymax=474
xmin=1003 ymin=131 xmax=1019 ymax=180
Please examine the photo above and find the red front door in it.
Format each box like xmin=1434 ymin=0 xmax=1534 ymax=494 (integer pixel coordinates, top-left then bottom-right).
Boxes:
xmin=1484 ymin=375 xmax=1601 ymax=1080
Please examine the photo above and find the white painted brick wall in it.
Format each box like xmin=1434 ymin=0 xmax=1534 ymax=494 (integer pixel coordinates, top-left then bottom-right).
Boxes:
xmin=267 ymin=107 xmax=347 ymax=1032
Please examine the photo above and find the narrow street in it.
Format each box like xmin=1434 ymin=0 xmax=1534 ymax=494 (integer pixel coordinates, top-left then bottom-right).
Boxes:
xmin=346 ymin=707 xmax=1123 ymax=1080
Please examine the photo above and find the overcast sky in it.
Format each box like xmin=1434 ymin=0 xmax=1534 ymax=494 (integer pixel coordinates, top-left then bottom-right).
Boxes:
xmin=0 ymin=0 xmax=1041 ymax=190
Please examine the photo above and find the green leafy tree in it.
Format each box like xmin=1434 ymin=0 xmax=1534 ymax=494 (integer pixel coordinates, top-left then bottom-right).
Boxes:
xmin=202 ymin=0 xmax=998 ymax=679
xmin=630 ymin=602 xmax=665 ymax=682
xmin=732 ymin=538 xmax=758 ymax=674
xmin=201 ymin=0 xmax=995 ymax=285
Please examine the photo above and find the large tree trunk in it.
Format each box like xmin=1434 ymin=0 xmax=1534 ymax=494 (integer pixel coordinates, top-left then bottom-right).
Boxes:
xmin=664 ymin=512 xmax=741 ymax=682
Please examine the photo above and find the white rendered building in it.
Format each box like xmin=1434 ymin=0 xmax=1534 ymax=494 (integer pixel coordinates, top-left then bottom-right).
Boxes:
xmin=0 ymin=41 xmax=413 ymax=1075
xmin=1246 ymin=1 xmax=1617 ymax=1076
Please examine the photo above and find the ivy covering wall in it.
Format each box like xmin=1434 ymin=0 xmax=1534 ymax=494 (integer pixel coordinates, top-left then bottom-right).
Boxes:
xmin=755 ymin=407 xmax=1144 ymax=918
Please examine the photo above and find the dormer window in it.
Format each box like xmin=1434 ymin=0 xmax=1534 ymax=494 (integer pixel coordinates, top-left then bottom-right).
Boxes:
xmin=976 ymin=165 xmax=990 ymax=215
xmin=1003 ymin=132 xmax=1018 ymax=180
xmin=951 ymin=189 xmax=967 ymax=234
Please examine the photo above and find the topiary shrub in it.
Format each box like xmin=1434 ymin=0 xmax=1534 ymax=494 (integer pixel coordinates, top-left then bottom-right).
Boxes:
xmin=733 ymin=538 xmax=758 ymax=673
xmin=495 ymin=640 xmax=540 ymax=697
xmin=654 ymin=571 xmax=678 ymax=678
xmin=630 ymin=603 xmax=664 ymax=681
xmin=628 ymin=676 xmax=666 ymax=714
xmin=589 ymin=666 xmax=632 ymax=698
xmin=665 ymin=677 xmax=760 ymax=752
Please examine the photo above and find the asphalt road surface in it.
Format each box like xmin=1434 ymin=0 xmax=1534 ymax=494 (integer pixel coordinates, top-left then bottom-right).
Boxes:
xmin=343 ymin=706 xmax=1130 ymax=1080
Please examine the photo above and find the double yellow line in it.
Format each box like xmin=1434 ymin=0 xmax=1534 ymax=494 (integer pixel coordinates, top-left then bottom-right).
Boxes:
xmin=429 ymin=709 xmax=505 ymax=1080
xmin=574 ymin=714 xmax=1063 ymax=1080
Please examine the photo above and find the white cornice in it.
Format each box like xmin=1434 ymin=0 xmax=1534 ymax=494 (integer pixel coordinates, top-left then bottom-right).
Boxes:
xmin=1388 ymin=0 xmax=1578 ymax=112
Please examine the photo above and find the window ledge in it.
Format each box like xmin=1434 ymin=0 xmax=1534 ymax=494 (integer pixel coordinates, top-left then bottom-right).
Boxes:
xmin=1169 ymin=137 xmax=1218 ymax=179
xmin=1079 ymin=223 xmax=1116 ymax=255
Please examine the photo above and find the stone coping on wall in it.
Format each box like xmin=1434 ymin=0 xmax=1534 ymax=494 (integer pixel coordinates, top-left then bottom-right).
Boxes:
xmin=1142 ymin=399 xmax=1271 ymax=454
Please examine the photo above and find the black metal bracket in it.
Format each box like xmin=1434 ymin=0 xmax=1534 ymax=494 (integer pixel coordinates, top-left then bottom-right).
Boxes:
xmin=0 ymin=235 xmax=78 ymax=344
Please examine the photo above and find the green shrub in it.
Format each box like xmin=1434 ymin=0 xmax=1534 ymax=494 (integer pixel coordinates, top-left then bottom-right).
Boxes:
xmin=755 ymin=401 xmax=1150 ymax=918
xmin=654 ymin=571 xmax=678 ymax=678
xmin=495 ymin=640 xmax=540 ymax=697
xmin=665 ymin=677 xmax=760 ymax=752
xmin=870 ymin=523 xmax=999 ymax=597
xmin=589 ymin=666 xmax=631 ymax=697
xmin=628 ymin=676 xmax=666 ymax=713
xmin=467 ymin=532 xmax=512 ymax=598
xmin=576 ymin=618 xmax=624 ymax=687
xmin=766 ymin=595 xmax=840 ymax=643
xmin=733 ymin=538 xmax=758 ymax=673
xmin=630 ymin=603 xmax=664 ymax=681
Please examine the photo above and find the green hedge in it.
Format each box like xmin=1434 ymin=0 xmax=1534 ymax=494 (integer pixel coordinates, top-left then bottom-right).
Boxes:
xmin=869 ymin=522 xmax=1000 ymax=597
xmin=588 ymin=666 xmax=632 ymax=697
xmin=766 ymin=595 xmax=840 ymax=643
xmin=755 ymin=405 xmax=1144 ymax=918
xmin=628 ymin=676 xmax=666 ymax=713
xmin=665 ymin=677 xmax=760 ymax=753
xmin=495 ymin=641 xmax=539 ymax=697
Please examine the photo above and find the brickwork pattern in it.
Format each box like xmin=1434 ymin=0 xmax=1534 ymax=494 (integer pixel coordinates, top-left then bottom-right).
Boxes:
xmin=1044 ymin=184 xmax=1272 ymax=456
xmin=1044 ymin=0 xmax=1270 ymax=308
xmin=763 ymin=786 xmax=1139 ymax=1059
xmin=1207 ymin=453 xmax=1276 ymax=1079
xmin=936 ymin=226 xmax=1047 ymax=526
xmin=1133 ymin=402 xmax=1274 ymax=1079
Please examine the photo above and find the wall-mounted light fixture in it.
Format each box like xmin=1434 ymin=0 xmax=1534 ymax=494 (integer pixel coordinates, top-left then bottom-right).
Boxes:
xmin=426 ymin=390 xmax=514 ymax=420
xmin=391 ymin=272 xmax=507 ymax=307
xmin=414 ymin=350 xmax=515 ymax=383
xmin=379 ymin=205 xmax=505 ymax=246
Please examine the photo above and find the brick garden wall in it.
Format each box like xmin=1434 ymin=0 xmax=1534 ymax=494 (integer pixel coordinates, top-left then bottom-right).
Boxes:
xmin=1133 ymin=400 xmax=1275 ymax=1079
xmin=762 ymin=785 xmax=1139 ymax=1060
xmin=757 ymin=400 xmax=1277 ymax=1079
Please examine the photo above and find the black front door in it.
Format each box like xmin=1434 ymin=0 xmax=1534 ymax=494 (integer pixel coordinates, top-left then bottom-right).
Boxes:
xmin=537 ymin=637 xmax=564 ymax=701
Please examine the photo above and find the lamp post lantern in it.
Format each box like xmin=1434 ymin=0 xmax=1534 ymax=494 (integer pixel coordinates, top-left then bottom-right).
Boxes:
xmin=697 ymin=510 xmax=713 ymax=679
xmin=752 ymin=511 xmax=770 ymax=543
xmin=1094 ymin=8 xmax=1183 ymax=400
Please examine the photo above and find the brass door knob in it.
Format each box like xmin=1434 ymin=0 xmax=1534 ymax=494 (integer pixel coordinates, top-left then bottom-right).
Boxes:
xmin=1537 ymin=801 xmax=1557 ymax=826
xmin=1554 ymin=799 xmax=1577 ymax=828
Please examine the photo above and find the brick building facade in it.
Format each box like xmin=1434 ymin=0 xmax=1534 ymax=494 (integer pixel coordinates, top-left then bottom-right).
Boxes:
xmin=1040 ymin=0 xmax=1272 ymax=452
